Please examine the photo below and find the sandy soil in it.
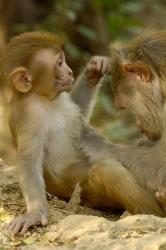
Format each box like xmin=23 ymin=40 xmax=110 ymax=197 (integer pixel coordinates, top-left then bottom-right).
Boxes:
xmin=0 ymin=163 xmax=166 ymax=250
xmin=0 ymin=163 xmax=118 ymax=249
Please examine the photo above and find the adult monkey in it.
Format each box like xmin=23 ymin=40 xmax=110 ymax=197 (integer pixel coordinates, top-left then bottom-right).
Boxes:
xmin=2 ymin=31 xmax=162 ymax=235
xmin=80 ymin=30 xmax=166 ymax=214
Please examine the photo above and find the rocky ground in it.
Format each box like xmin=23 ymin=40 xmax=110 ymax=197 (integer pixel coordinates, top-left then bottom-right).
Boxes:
xmin=0 ymin=163 xmax=166 ymax=250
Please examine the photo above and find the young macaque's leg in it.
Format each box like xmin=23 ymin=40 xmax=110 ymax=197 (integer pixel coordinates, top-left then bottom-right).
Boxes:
xmin=71 ymin=56 xmax=111 ymax=121
xmin=5 ymin=133 xmax=47 ymax=235
xmin=82 ymin=159 xmax=164 ymax=216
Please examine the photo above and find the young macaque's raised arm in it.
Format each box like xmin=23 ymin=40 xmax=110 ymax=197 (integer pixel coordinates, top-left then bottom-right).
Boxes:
xmin=71 ymin=56 xmax=111 ymax=121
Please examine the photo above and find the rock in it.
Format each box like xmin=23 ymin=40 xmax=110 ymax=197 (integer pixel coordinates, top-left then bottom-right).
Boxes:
xmin=1 ymin=164 xmax=166 ymax=250
xmin=21 ymin=247 xmax=71 ymax=250
xmin=47 ymin=215 xmax=111 ymax=242
xmin=44 ymin=214 xmax=166 ymax=250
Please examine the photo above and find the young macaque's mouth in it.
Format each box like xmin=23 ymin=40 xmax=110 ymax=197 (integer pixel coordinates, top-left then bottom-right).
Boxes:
xmin=139 ymin=125 xmax=149 ymax=138
xmin=60 ymin=83 xmax=72 ymax=92
xmin=141 ymin=129 xmax=150 ymax=139
xmin=147 ymin=132 xmax=161 ymax=141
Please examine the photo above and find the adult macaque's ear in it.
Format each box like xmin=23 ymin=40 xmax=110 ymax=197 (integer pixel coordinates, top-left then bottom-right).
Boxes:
xmin=9 ymin=67 xmax=33 ymax=93
xmin=123 ymin=62 xmax=151 ymax=82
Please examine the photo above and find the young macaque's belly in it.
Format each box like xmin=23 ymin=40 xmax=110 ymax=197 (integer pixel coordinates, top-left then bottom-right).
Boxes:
xmin=42 ymin=94 xmax=88 ymax=196
xmin=44 ymin=127 xmax=81 ymax=172
xmin=43 ymin=132 xmax=88 ymax=197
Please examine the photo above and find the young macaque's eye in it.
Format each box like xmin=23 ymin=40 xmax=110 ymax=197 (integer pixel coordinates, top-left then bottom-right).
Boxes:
xmin=58 ymin=57 xmax=62 ymax=67
xmin=57 ymin=52 xmax=65 ymax=67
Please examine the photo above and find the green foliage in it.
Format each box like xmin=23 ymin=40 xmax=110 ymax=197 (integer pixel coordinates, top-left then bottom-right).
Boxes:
xmin=11 ymin=0 xmax=162 ymax=141
xmin=12 ymin=0 xmax=143 ymax=68
xmin=77 ymin=26 xmax=97 ymax=40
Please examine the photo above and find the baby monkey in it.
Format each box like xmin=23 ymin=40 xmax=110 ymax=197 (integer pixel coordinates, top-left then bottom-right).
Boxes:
xmin=1 ymin=32 xmax=111 ymax=235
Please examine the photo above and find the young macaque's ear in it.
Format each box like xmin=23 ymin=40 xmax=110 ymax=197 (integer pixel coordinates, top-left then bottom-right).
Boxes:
xmin=9 ymin=67 xmax=33 ymax=93
xmin=123 ymin=62 xmax=151 ymax=82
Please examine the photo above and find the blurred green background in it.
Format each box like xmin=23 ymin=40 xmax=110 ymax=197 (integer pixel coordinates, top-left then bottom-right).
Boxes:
xmin=0 ymin=0 xmax=165 ymax=161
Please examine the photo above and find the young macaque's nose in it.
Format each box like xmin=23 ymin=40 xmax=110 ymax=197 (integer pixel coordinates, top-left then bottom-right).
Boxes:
xmin=68 ymin=69 xmax=74 ymax=83
xmin=68 ymin=69 xmax=73 ymax=76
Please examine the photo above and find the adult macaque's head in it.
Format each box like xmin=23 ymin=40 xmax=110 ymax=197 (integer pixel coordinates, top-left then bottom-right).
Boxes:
xmin=1 ymin=32 xmax=73 ymax=100
xmin=110 ymin=31 xmax=166 ymax=141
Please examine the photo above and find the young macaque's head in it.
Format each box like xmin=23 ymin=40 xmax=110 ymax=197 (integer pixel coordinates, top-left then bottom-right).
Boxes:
xmin=110 ymin=31 xmax=166 ymax=141
xmin=0 ymin=32 xmax=73 ymax=99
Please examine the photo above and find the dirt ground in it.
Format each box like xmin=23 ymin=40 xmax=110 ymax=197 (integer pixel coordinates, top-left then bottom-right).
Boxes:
xmin=0 ymin=162 xmax=119 ymax=249
xmin=0 ymin=162 xmax=166 ymax=250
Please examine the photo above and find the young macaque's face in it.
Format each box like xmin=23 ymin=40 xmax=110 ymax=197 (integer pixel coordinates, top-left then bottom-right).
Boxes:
xmin=32 ymin=49 xmax=74 ymax=99
xmin=9 ymin=49 xmax=74 ymax=100
xmin=111 ymin=61 xmax=163 ymax=141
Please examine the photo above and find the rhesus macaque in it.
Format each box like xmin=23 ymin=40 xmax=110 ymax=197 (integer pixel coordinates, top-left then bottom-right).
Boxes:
xmin=0 ymin=32 xmax=115 ymax=234
xmin=1 ymin=31 xmax=164 ymax=235
xmin=79 ymin=30 xmax=166 ymax=213
xmin=110 ymin=30 xmax=166 ymax=209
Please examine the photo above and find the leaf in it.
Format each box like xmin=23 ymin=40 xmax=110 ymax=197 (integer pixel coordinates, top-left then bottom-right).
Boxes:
xmin=0 ymin=208 xmax=13 ymax=223
xmin=120 ymin=2 xmax=144 ymax=14
xmin=66 ymin=10 xmax=77 ymax=21
xmin=65 ymin=42 xmax=80 ymax=59
xmin=0 ymin=247 xmax=7 ymax=250
xmin=44 ymin=231 xmax=58 ymax=242
xmin=23 ymin=236 xmax=35 ymax=245
xmin=77 ymin=26 xmax=97 ymax=40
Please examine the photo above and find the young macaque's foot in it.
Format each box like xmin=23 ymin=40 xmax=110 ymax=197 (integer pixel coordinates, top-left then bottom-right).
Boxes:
xmin=85 ymin=56 xmax=111 ymax=85
xmin=155 ymin=189 xmax=166 ymax=213
xmin=4 ymin=210 xmax=47 ymax=235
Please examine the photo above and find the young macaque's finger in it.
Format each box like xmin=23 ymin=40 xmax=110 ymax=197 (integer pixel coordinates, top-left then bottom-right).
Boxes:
xmin=96 ymin=58 xmax=103 ymax=72
xmin=41 ymin=216 xmax=48 ymax=226
xmin=7 ymin=220 xmax=18 ymax=232
xmin=89 ymin=57 xmax=97 ymax=65
xmin=101 ymin=61 xmax=108 ymax=75
xmin=86 ymin=63 xmax=96 ymax=72
xmin=101 ymin=59 xmax=111 ymax=75
xmin=90 ymin=59 xmax=97 ymax=66
xmin=13 ymin=219 xmax=24 ymax=235
xmin=20 ymin=223 xmax=30 ymax=235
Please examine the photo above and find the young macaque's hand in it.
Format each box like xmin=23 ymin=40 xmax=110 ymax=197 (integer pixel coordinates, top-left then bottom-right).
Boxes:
xmin=85 ymin=56 xmax=111 ymax=85
xmin=4 ymin=210 xmax=47 ymax=236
